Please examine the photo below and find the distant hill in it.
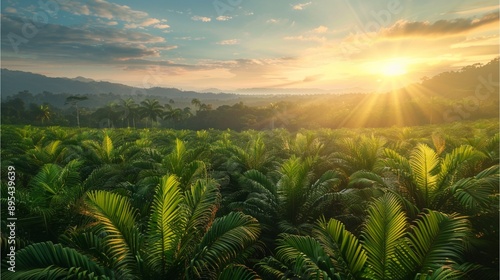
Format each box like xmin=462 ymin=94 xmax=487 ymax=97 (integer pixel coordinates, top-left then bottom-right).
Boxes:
xmin=0 ymin=69 xmax=236 ymax=100
xmin=1 ymin=58 xmax=498 ymax=108
xmin=1 ymin=69 xmax=134 ymax=97
xmin=404 ymin=58 xmax=499 ymax=99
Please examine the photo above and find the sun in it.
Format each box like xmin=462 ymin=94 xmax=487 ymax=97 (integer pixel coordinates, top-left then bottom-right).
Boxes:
xmin=381 ymin=61 xmax=408 ymax=76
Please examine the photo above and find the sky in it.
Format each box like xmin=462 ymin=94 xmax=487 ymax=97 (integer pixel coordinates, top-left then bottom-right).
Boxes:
xmin=1 ymin=0 xmax=498 ymax=93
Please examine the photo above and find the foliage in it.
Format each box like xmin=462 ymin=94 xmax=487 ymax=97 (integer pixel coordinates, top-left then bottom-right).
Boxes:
xmin=1 ymin=119 xmax=498 ymax=279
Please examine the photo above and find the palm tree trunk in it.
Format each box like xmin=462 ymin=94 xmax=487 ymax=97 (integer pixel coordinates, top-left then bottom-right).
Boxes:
xmin=76 ymin=104 xmax=80 ymax=127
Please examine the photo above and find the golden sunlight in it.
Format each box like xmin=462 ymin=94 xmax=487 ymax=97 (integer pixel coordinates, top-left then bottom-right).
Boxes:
xmin=380 ymin=60 xmax=408 ymax=76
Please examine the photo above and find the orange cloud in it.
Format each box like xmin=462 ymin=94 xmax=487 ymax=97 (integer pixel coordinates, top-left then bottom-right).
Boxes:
xmin=382 ymin=12 xmax=499 ymax=37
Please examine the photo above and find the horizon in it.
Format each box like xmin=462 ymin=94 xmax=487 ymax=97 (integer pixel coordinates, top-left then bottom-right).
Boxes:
xmin=1 ymin=1 xmax=498 ymax=93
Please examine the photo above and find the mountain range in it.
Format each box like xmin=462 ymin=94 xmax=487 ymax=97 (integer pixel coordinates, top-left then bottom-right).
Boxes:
xmin=2 ymin=58 xmax=499 ymax=102
xmin=1 ymin=69 xmax=332 ymax=99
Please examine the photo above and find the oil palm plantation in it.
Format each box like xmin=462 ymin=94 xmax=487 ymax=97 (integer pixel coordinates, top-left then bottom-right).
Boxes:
xmin=4 ymin=175 xmax=261 ymax=279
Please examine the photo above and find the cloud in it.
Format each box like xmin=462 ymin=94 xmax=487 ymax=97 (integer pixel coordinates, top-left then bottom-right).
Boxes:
xmin=61 ymin=0 xmax=148 ymax=21
xmin=267 ymin=19 xmax=279 ymax=24
xmin=451 ymin=35 xmax=499 ymax=48
xmin=59 ymin=3 xmax=91 ymax=16
xmin=59 ymin=0 xmax=169 ymax=30
xmin=4 ymin=7 xmax=17 ymax=13
xmin=267 ymin=75 xmax=322 ymax=88
xmin=141 ymin=18 xmax=161 ymax=27
xmin=154 ymin=24 xmax=170 ymax=29
xmin=292 ymin=2 xmax=312 ymax=10
xmin=284 ymin=35 xmax=326 ymax=42
xmin=312 ymin=25 xmax=328 ymax=33
xmin=1 ymin=15 xmax=169 ymax=62
xmin=175 ymin=36 xmax=205 ymax=41
xmin=216 ymin=15 xmax=232 ymax=21
xmin=217 ymin=39 xmax=240 ymax=45
xmin=382 ymin=12 xmax=499 ymax=37
xmin=449 ymin=5 xmax=499 ymax=15
xmin=191 ymin=15 xmax=211 ymax=22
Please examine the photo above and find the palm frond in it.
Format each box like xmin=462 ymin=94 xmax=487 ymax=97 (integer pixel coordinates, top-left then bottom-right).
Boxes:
xmin=274 ymin=233 xmax=340 ymax=279
xmin=218 ymin=264 xmax=261 ymax=280
xmin=85 ymin=191 xmax=141 ymax=275
xmin=146 ymin=175 xmax=186 ymax=274
xmin=381 ymin=148 xmax=412 ymax=178
xmin=398 ymin=210 xmax=470 ymax=275
xmin=348 ymin=170 xmax=388 ymax=189
xmin=414 ymin=266 xmax=462 ymax=280
xmin=361 ymin=193 xmax=408 ymax=280
xmin=314 ymin=218 xmax=367 ymax=278
xmin=450 ymin=165 xmax=499 ymax=212
xmin=190 ymin=212 xmax=260 ymax=278
xmin=243 ymin=169 xmax=277 ymax=198
xmin=409 ymin=144 xmax=440 ymax=206
xmin=1 ymin=241 xmax=114 ymax=280
xmin=437 ymin=145 xmax=486 ymax=189
xmin=256 ymin=257 xmax=287 ymax=279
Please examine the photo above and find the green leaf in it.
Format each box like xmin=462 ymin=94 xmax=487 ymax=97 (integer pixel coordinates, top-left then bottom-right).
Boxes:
xmin=450 ymin=165 xmax=499 ymax=212
xmin=361 ymin=193 xmax=408 ymax=280
xmin=85 ymin=190 xmax=141 ymax=275
xmin=274 ymin=234 xmax=340 ymax=280
xmin=218 ymin=264 xmax=261 ymax=280
xmin=315 ymin=218 xmax=367 ymax=277
xmin=191 ymin=212 xmax=260 ymax=277
xmin=146 ymin=175 xmax=185 ymax=274
xmin=2 ymin=241 xmax=114 ymax=280
xmin=398 ymin=210 xmax=470 ymax=275
xmin=410 ymin=144 xmax=439 ymax=205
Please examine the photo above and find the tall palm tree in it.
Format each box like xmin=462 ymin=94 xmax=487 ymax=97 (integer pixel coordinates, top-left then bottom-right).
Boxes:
xmin=36 ymin=104 xmax=52 ymax=125
xmin=139 ymin=99 xmax=164 ymax=128
xmin=191 ymin=98 xmax=202 ymax=111
xmin=5 ymin=175 xmax=261 ymax=279
xmin=65 ymin=95 xmax=88 ymax=127
xmin=121 ymin=98 xmax=139 ymax=128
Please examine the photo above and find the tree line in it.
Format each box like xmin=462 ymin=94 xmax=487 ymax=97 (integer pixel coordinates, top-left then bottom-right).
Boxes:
xmin=2 ymin=92 xmax=499 ymax=130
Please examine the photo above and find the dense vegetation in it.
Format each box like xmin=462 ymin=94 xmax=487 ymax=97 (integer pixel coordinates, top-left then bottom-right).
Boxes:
xmin=1 ymin=119 xmax=498 ymax=279
xmin=2 ymin=59 xmax=499 ymax=130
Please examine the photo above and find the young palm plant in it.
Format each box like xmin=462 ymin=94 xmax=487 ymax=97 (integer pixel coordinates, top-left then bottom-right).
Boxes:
xmin=381 ymin=143 xmax=498 ymax=213
xmin=230 ymin=156 xmax=342 ymax=237
xmin=333 ymin=135 xmax=387 ymax=175
xmin=258 ymin=193 xmax=476 ymax=280
xmin=8 ymin=159 xmax=84 ymax=242
xmin=4 ymin=175 xmax=261 ymax=279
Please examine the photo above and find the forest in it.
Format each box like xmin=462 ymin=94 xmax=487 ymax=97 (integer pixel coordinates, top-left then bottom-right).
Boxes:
xmin=1 ymin=119 xmax=498 ymax=279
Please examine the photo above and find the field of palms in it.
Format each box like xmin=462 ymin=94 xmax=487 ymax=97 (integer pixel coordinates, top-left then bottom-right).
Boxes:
xmin=1 ymin=119 xmax=498 ymax=279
